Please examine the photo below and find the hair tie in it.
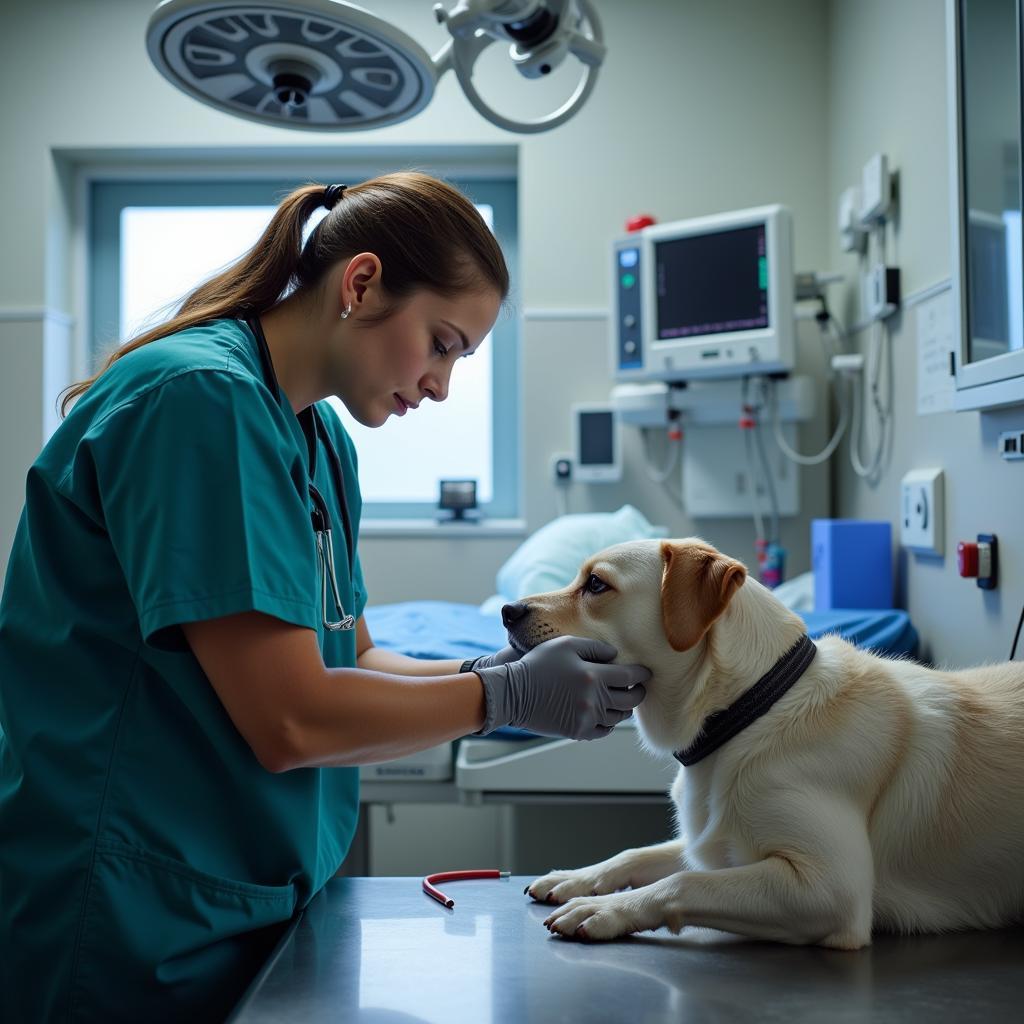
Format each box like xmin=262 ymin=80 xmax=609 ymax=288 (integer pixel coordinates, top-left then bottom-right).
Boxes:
xmin=323 ymin=184 xmax=347 ymax=210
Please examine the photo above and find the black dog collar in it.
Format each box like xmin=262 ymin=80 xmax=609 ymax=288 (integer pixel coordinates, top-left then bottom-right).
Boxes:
xmin=673 ymin=633 xmax=817 ymax=767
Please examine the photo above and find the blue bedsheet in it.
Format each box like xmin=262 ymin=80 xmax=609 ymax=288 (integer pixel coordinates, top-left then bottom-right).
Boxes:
xmin=801 ymin=609 xmax=918 ymax=658
xmin=363 ymin=601 xmax=919 ymax=661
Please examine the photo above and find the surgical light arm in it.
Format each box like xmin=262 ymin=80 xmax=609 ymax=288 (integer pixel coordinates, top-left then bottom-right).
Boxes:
xmin=432 ymin=0 xmax=606 ymax=134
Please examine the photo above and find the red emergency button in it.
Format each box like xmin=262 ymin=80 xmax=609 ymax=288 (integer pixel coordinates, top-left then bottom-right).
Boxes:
xmin=957 ymin=541 xmax=978 ymax=577
xmin=957 ymin=534 xmax=998 ymax=589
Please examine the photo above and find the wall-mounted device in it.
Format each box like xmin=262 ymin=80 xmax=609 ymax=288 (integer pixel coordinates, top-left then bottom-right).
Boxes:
xmin=551 ymin=454 xmax=573 ymax=482
xmin=612 ymin=204 xmax=795 ymax=383
xmin=571 ymin=404 xmax=621 ymax=483
xmin=957 ymin=533 xmax=998 ymax=590
xmin=899 ymin=467 xmax=944 ymax=556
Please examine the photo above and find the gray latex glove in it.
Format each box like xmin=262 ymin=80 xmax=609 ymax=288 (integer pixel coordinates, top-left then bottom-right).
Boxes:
xmin=471 ymin=636 xmax=649 ymax=740
xmin=463 ymin=646 xmax=522 ymax=672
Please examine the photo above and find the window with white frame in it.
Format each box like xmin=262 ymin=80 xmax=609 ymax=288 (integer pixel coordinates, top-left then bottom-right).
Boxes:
xmin=90 ymin=177 xmax=519 ymax=519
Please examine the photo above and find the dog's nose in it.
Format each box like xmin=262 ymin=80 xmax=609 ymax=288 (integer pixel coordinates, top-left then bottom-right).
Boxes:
xmin=501 ymin=602 xmax=529 ymax=629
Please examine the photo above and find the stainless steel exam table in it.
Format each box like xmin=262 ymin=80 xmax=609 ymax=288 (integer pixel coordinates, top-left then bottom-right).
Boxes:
xmin=230 ymin=876 xmax=1024 ymax=1023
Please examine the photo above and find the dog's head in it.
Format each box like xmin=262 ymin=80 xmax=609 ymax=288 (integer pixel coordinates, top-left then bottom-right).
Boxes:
xmin=502 ymin=537 xmax=748 ymax=751
xmin=503 ymin=536 xmax=746 ymax=667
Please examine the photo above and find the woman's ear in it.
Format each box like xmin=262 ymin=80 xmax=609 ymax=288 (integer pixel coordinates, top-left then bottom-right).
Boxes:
xmin=660 ymin=540 xmax=747 ymax=652
xmin=341 ymin=252 xmax=382 ymax=311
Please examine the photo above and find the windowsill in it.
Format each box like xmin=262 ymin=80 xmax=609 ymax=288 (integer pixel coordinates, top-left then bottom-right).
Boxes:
xmin=359 ymin=518 xmax=527 ymax=538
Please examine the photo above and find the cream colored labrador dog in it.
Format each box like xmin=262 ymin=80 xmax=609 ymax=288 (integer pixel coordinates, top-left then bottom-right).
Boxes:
xmin=508 ymin=538 xmax=1024 ymax=948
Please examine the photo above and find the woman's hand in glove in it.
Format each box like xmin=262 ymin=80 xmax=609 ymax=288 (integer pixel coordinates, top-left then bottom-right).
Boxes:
xmin=471 ymin=636 xmax=649 ymax=740
xmin=463 ymin=645 xmax=522 ymax=672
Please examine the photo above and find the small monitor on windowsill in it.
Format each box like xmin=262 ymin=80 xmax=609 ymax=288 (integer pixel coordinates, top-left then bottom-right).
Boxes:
xmin=437 ymin=479 xmax=480 ymax=522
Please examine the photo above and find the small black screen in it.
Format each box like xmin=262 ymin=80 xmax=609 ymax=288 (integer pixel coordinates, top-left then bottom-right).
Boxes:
xmin=439 ymin=480 xmax=476 ymax=508
xmin=579 ymin=411 xmax=614 ymax=465
xmin=655 ymin=223 xmax=769 ymax=340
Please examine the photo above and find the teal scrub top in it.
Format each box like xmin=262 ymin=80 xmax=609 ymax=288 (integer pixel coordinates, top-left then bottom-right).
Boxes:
xmin=0 ymin=318 xmax=367 ymax=1023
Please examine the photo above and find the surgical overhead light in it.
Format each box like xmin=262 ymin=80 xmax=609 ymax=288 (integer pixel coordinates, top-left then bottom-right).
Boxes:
xmin=145 ymin=0 xmax=606 ymax=134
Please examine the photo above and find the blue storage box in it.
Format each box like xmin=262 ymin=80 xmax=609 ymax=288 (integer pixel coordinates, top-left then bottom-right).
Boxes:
xmin=812 ymin=519 xmax=893 ymax=610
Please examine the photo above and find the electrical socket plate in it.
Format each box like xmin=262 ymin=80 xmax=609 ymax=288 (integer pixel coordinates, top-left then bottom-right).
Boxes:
xmin=900 ymin=468 xmax=944 ymax=555
xmin=551 ymin=453 xmax=572 ymax=484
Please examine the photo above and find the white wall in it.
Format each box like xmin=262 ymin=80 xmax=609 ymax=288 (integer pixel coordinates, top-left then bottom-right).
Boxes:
xmin=826 ymin=0 xmax=1024 ymax=668
xmin=0 ymin=0 xmax=832 ymax=605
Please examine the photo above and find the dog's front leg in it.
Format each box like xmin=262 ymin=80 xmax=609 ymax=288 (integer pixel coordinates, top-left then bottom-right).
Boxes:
xmin=526 ymin=839 xmax=688 ymax=904
xmin=544 ymin=853 xmax=873 ymax=948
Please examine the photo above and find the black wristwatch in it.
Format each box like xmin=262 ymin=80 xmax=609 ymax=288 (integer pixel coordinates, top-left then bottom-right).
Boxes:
xmin=460 ymin=656 xmax=481 ymax=674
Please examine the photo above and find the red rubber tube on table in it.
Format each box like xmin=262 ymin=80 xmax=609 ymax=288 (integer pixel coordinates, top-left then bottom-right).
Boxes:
xmin=422 ymin=869 xmax=510 ymax=908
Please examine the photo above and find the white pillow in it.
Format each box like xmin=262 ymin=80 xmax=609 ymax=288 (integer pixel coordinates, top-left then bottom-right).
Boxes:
xmin=496 ymin=505 xmax=665 ymax=602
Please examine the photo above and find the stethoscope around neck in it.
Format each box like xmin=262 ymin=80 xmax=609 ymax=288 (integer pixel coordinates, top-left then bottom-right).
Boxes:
xmin=246 ymin=315 xmax=356 ymax=633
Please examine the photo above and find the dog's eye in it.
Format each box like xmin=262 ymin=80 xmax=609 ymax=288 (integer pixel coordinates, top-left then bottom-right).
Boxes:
xmin=584 ymin=573 xmax=610 ymax=595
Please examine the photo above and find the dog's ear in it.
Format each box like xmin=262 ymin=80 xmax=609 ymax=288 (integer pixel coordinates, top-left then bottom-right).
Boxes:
xmin=660 ymin=540 xmax=747 ymax=652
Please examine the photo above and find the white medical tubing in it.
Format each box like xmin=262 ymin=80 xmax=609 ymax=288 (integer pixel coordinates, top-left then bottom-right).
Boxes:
xmin=770 ymin=310 xmax=851 ymax=466
xmin=771 ymin=374 xmax=850 ymax=466
xmin=640 ymin=426 xmax=681 ymax=484
xmin=850 ymin=224 xmax=893 ymax=481
xmin=850 ymin=317 xmax=890 ymax=480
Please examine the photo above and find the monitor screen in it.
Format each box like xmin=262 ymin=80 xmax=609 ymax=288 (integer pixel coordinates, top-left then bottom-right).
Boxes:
xmin=579 ymin=411 xmax=614 ymax=465
xmin=439 ymin=479 xmax=477 ymax=509
xmin=654 ymin=223 xmax=769 ymax=340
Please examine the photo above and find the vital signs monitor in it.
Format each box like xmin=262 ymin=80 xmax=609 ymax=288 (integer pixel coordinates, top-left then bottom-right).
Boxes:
xmin=612 ymin=205 xmax=795 ymax=382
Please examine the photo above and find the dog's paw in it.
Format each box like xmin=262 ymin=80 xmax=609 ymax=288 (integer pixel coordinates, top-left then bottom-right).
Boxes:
xmin=524 ymin=867 xmax=623 ymax=905
xmin=542 ymin=892 xmax=660 ymax=941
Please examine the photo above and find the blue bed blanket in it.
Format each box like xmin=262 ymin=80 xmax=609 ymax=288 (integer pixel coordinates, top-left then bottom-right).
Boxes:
xmin=363 ymin=601 xmax=919 ymax=662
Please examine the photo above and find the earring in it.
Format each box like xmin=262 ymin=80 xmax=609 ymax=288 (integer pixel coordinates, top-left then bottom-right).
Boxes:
xmin=339 ymin=303 xmax=351 ymax=320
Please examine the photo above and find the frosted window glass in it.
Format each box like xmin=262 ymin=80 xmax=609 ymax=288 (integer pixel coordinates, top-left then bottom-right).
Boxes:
xmin=329 ymin=203 xmax=494 ymax=503
xmin=119 ymin=204 xmax=494 ymax=505
xmin=326 ymin=332 xmax=493 ymax=503
xmin=121 ymin=206 xmax=280 ymax=340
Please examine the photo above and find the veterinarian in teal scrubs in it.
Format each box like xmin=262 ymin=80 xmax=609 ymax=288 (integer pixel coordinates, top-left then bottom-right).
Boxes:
xmin=0 ymin=174 xmax=648 ymax=1023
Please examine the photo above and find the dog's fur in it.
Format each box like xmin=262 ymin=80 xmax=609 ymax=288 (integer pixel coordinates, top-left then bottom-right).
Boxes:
xmin=512 ymin=538 xmax=1024 ymax=948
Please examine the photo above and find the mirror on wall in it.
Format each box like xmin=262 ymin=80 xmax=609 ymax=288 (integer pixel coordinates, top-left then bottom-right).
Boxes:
xmin=949 ymin=0 xmax=1024 ymax=409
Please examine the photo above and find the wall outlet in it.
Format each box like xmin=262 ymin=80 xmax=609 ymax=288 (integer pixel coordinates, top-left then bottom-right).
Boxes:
xmin=900 ymin=468 xmax=944 ymax=555
xmin=551 ymin=454 xmax=573 ymax=484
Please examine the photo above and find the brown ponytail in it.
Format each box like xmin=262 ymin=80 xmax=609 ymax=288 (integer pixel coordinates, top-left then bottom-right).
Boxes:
xmin=60 ymin=171 xmax=510 ymax=416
